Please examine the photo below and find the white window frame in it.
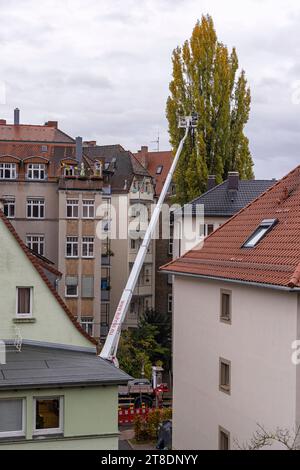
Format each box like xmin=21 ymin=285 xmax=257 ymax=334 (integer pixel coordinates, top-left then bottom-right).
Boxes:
xmin=81 ymin=317 xmax=94 ymax=336
xmin=16 ymin=287 xmax=33 ymax=318
xmin=66 ymin=237 xmax=79 ymax=258
xmin=82 ymin=200 xmax=95 ymax=219
xmin=33 ymin=396 xmax=64 ymax=436
xmin=3 ymin=197 xmax=15 ymax=218
xmin=0 ymin=163 xmax=17 ymax=180
xmin=0 ymin=398 xmax=26 ymax=439
xmin=65 ymin=284 xmax=78 ymax=298
xmin=168 ymin=293 xmax=173 ymax=313
xmin=82 ymin=237 xmax=94 ymax=258
xmin=27 ymin=163 xmax=46 ymax=180
xmin=27 ymin=198 xmax=45 ymax=219
xmin=66 ymin=199 xmax=79 ymax=219
xmin=64 ymin=165 xmax=75 ymax=177
xmin=26 ymin=235 xmax=45 ymax=256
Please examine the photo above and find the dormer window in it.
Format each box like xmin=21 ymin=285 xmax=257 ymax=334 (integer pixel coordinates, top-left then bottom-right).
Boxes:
xmin=0 ymin=163 xmax=17 ymax=180
xmin=242 ymin=219 xmax=277 ymax=248
xmin=64 ymin=165 xmax=75 ymax=177
xmin=27 ymin=163 xmax=46 ymax=180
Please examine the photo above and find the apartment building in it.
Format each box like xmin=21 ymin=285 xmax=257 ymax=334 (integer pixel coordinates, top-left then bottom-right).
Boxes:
xmin=135 ymin=146 xmax=174 ymax=317
xmin=84 ymin=143 xmax=155 ymax=334
xmin=161 ymin=165 xmax=300 ymax=450
xmin=0 ymin=110 xmax=103 ymax=338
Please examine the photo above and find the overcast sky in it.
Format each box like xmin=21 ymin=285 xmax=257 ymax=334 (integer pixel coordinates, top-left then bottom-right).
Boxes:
xmin=0 ymin=0 xmax=300 ymax=179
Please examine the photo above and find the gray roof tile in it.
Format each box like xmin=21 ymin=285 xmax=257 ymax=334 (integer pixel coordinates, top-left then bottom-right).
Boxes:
xmin=0 ymin=345 xmax=131 ymax=390
xmin=189 ymin=179 xmax=276 ymax=217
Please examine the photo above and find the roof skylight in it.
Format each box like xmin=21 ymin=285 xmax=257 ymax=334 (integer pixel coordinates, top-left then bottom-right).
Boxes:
xmin=242 ymin=219 xmax=277 ymax=248
xmin=156 ymin=165 xmax=163 ymax=175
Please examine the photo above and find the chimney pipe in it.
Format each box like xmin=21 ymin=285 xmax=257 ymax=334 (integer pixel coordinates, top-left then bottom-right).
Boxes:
xmin=228 ymin=171 xmax=239 ymax=191
xmin=14 ymin=108 xmax=20 ymax=125
xmin=75 ymin=136 xmax=83 ymax=163
xmin=207 ymin=175 xmax=216 ymax=191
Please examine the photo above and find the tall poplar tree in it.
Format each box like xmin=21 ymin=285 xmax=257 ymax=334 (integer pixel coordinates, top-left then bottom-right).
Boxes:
xmin=166 ymin=15 xmax=254 ymax=204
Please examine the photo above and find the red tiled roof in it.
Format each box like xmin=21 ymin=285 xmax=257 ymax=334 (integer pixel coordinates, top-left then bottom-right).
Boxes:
xmin=0 ymin=124 xmax=74 ymax=143
xmin=135 ymin=150 xmax=173 ymax=195
xmin=0 ymin=210 xmax=97 ymax=345
xmin=161 ymin=165 xmax=300 ymax=289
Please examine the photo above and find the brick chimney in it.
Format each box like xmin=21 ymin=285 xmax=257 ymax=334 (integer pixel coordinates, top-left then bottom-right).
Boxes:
xmin=0 ymin=119 xmax=6 ymax=125
xmin=45 ymin=121 xmax=58 ymax=128
xmin=207 ymin=175 xmax=216 ymax=190
xmin=14 ymin=108 xmax=20 ymax=125
xmin=228 ymin=171 xmax=239 ymax=190
xmin=137 ymin=146 xmax=149 ymax=169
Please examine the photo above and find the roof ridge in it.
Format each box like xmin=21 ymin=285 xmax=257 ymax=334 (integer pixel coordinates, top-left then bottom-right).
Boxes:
xmin=0 ymin=210 xmax=97 ymax=346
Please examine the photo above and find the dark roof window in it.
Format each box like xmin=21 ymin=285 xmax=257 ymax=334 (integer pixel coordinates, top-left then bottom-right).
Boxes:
xmin=156 ymin=165 xmax=163 ymax=175
xmin=242 ymin=219 xmax=277 ymax=248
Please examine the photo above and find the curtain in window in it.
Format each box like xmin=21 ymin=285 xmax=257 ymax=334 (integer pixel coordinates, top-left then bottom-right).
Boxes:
xmin=17 ymin=288 xmax=31 ymax=314
xmin=0 ymin=400 xmax=23 ymax=432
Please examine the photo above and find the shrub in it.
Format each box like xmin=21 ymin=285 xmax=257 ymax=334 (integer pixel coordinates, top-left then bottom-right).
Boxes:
xmin=133 ymin=408 xmax=173 ymax=442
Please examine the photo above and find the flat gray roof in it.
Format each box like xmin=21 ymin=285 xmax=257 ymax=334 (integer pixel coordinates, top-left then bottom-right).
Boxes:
xmin=0 ymin=344 xmax=131 ymax=391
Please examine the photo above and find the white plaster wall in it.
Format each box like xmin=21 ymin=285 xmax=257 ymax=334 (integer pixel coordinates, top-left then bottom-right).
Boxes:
xmin=173 ymin=276 xmax=298 ymax=449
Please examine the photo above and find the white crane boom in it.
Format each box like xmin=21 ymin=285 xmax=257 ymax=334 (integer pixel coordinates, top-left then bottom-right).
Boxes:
xmin=100 ymin=115 xmax=197 ymax=365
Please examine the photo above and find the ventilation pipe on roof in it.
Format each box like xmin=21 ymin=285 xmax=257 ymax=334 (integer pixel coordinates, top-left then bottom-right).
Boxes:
xmin=228 ymin=171 xmax=239 ymax=191
xmin=207 ymin=175 xmax=216 ymax=190
xmin=14 ymin=108 xmax=20 ymax=125
xmin=75 ymin=136 xmax=83 ymax=163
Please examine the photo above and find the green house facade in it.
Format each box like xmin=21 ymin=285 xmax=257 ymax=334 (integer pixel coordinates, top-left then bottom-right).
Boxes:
xmin=0 ymin=210 xmax=130 ymax=449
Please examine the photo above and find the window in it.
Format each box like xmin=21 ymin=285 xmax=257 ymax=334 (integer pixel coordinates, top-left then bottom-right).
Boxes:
xmin=66 ymin=237 xmax=78 ymax=258
xmin=82 ymin=237 xmax=94 ymax=258
xmin=168 ymin=294 xmax=173 ymax=313
xmin=243 ymin=219 xmax=278 ymax=248
xmin=167 ymin=274 xmax=173 ymax=285
xmin=64 ymin=165 xmax=75 ymax=177
xmin=130 ymin=239 xmax=136 ymax=250
xmin=0 ymin=399 xmax=25 ymax=438
xmin=65 ymin=276 xmax=78 ymax=297
xmin=27 ymin=198 xmax=45 ymax=219
xmin=34 ymin=397 xmax=63 ymax=436
xmin=168 ymin=238 xmax=173 ymax=256
xmin=219 ymin=358 xmax=231 ymax=394
xmin=66 ymin=199 xmax=79 ymax=218
xmin=0 ymin=163 xmax=17 ymax=180
xmin=26 ymin=235 xmax=45 ymax=256
xmin=156 ymin=165 xmax=163 ymax=175
xmin=219 ymin=427 xmax=230 ymax=450
xmin=220 ymin=290 xmax=231 ymax=323
xmin=27 ymin=163 xmax=46 ymax=180
xmin=81 ymin=317 xmax=94 ymax=336
xmin=205 ymin=224 xmax=214 ymax=236
xmin=82 ymin=200 xmax=95 ymax=218
xmin=144 ymin=267 xmax=151 ymax=284
xmin=3 ymin=197 xmax=15 ymax=218
xmin=16 ymin=287 xmax=32 ymax=316
xmin=41 ymin=145 xmax=48 ymax=152
xmin=82 ymin=276 xmax=94 ymax=298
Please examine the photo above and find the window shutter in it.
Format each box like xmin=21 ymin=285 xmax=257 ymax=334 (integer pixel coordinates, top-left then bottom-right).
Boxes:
xmin=0 ymin=400 xmax=23 ymax=432
xmin=82 ymin=276 xmax=94 ymax=298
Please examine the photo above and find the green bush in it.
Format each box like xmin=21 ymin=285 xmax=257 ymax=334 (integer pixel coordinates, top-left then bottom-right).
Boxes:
xmin=133 ymin=408 xmax=173 ymax=442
